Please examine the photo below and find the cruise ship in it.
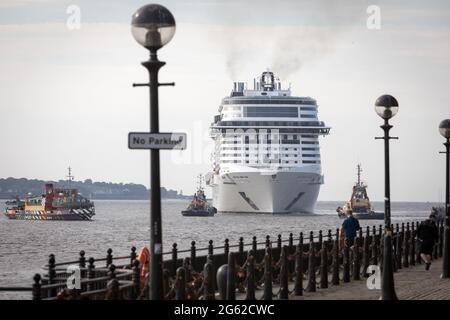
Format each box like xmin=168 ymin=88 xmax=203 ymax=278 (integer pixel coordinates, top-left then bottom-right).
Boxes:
xmin=206 ymin=71 xmax=330 ymax=214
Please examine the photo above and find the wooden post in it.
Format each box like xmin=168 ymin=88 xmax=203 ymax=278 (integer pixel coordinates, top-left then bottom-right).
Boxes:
xmin=372 ymin=227 xmax=378 ymax=266
xmin=403 ymin=223 xmax=410 ymax=268
xmin=320 ymin=240 xmax=328 ymax=288
xmin=352 ymin=238 xmax=361 ymax=281
xmin=245 ymin=251 xmax=256 ymax=300
xmin=410 ymin=223 xmax=416 ymax=266
xmin=279 ymin=246 xmax=289 ymax=299
xmin=294 ymin=241 xmax=304 ymax=296
xmin=343 ymin=243 xmax=350 ymax=283
xmin=175 ymin=267 xmax=186 ymax=300
xmin=439 ymin=220 xmax=444 ymax=258
xmin=307 ymin=232 xmax=316 ymax=292
xmin=262 ymin=247 xmax=273 ymax=300
xmin=203 ymin=255 xmax=215 ymax=300
xmin=331 ymin=235 xmax=340 ymax=286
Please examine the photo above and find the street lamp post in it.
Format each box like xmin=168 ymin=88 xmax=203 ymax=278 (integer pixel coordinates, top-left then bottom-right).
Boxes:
xmin=131 ymin=4 xmax=176 ymax=300
xmin=439 ymin=119 xmax=450 ymax=278
xmin=374 ymin=94 xmax=399 ymax=300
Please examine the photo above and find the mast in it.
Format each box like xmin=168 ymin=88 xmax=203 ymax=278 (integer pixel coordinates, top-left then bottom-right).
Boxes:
xmin=357 ymin=164 xmax=362 ymax=186
xmin=66 ymin=166 xmax=74 ymax=187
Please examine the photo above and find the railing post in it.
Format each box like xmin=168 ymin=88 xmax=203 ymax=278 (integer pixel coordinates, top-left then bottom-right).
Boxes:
xmin=48 ymin=254 xmax=56 ymax=298
xmin=208 ymin=240 xmax=214 ymax=256
xmin=289 ymin=233 xmax=294 ymax=253
xmin=403 ymin=223 xmax=410 ymax=268
xmin=294 ymin=240 xmax=304 ymax=296
xmin=79 ymin=250 xmax=86 ymax=292
xmin=245 ymin=251 xmax=256 ymax=300
xmin=32 ymin=274 xmax=41 ymax=301
xmin=362 ymin=226 xmax=370 ymax=277
xmin=130 ymin=246 xmax=137 ymax=268
xmin=372 ymin=227 xmax=378 ymax=266
xmin=343 ymin=243 xmax=350 ymax=283
xmin=183 ymin=257 xmax=192 ymax=283
xmin=277 ymin=234 xmax=282 ymax=260
xmin=320 ymin=240 xmax=328 ymax=288
xmin=131 ymin=259 xmax=140 ymax=299
xmin=279 ymin=246 xmax=289 ymax=299
xmin=252 ymin=236 xmax=257 ymax=253
xmin=172 ymin=243 xmax=178 ymax=276
xmin=238 ymin=237 xmax=244 ymax=265
xmin=318 ymin=230 xmax=323 ymax=249
xmin=190 ymin=241 xmax=196 ymax=270
xmin=175 ymin=267 xmax=186 ymax=300
xmin=392 ymin=224 xmax=398 ymax=273
xmin=87 ymin=257 xmax=96 ymax=291
xmin=395 ymin=224 xmax=401 ymax=270
xmin=410 ymin=223 xmax=416 ymax=266
xmin=262 ymin=247 xmax=273 ymax=300
xmin=352 ymin=238 xmax=361 ymax=281
xmin=226 ymin=252 xmax=236 ymax=300
xmin=306 ymin=232 xmax=316 ymax=292
xmin=266 ymin=235 xmax=271 ymax=248
xmin=439 ymin=220 xmax=444 ymax=258
xmin=416 ymin=221 xmax=422 ymax=264
xmin=106 ymin=248 xmax=113 ymax=267
xmin=331 ymin=230 xmax=340 ymax=286
xmin=203 ymin=255 xmax=215 ymax=300
xmin=224 ymin=239 xmax=230 ymax=257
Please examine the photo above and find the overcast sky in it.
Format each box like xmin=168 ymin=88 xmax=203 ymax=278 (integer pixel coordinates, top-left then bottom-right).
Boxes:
xmin=0 ymin=0 xmax=449 ymax=202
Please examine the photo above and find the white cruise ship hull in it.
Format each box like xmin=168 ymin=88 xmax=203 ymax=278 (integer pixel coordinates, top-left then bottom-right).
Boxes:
xmin=208 ymin=167 xmax=323 ymax=214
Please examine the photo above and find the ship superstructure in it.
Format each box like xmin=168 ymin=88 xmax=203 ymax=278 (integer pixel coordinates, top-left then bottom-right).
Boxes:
xmin=206 ymin=71 xmax=330 ymax=213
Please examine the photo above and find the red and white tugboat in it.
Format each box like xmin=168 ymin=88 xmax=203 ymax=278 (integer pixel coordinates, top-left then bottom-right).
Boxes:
xmin=3 ymin=168 xmax=95 ymax=221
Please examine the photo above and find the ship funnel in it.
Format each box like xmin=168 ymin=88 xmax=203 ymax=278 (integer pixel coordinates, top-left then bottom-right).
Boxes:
xmin=261 ymin=71 xmax=275 ymax=91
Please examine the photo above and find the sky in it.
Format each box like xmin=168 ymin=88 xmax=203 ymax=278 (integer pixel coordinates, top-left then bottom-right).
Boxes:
xmin=0 ymin=0 xmax=449 ymax=202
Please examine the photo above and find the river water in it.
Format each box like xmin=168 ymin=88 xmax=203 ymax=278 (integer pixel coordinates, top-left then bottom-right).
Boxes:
xmin=0 ymin=199 xmax=438 ymax=299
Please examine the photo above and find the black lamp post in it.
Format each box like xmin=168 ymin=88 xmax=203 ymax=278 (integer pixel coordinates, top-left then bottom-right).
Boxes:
xmin=374 ymin=94 xmax=399 ymax=300
xmin=439 ymin=119 xmax=450 ymax=278
xmin=131 ymin=4 xmax=176 ymax=300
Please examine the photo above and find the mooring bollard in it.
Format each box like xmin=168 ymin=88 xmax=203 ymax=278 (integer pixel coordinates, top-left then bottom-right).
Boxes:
xmin=245 ymin=251 xmax=256 ymax=300
xmin=87 ymin=257 xmax=96 ymax=291
xmin=106 ymin=248 xmax=113 ymax=267
xmin=175 ymin=267 xmax=186 ymax=300
xmin=320 ymin=240 xmax=328 ymax=288
xmin=343 ymin=244 xmax=350 ymax=283
xmin=224 ymin=239 xmax=229 ymax=257
xmin=203 ymin=255 xmax=215 ymax=300
xmin=172 ymin=243 xmax=178 ymax=276
xmin=252 ymin=236 xmax=257 ymax=253
xmin=306 ymin=233 xmax=316 ymax=292
xmin=294 ymin=241 xmax=304 ymax=296
xmin=226 ymin=252 xmax=236 ymax=300
xmin=352 ymin=239 xmax=360 ymax=281
xmin=48 ymin=254 xmax=56 ymax=297
xmin=131 ymin=259 xmax=140 ymax=299
xmin=190 ymin=241 xmax=196 ymax=269
xmin=32 ymin=274 xmax=41 ymax=301
xmin=403 ymin=223 xmax=410 ymax=268
xmin=278 ymin=246 xmax=289 ymax=300
xmin=262 ymin=247 xmax=273 ymax=300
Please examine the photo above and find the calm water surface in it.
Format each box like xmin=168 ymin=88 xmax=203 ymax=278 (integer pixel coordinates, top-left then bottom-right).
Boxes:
xmin=0 ymin=199 xmax=437 ymax=299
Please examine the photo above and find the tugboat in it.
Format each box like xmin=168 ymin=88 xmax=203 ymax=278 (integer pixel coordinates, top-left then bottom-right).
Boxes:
xmin=182 ymin=174 xmax=217 ymax=217
xmin=3 ymin=167 xmax=95 ymax=221
xmin=337 ymin=164 xmax=384 ymax=220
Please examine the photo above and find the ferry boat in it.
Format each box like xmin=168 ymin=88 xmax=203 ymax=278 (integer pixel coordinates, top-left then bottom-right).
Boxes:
xmin=3 ymin=168 xmax=95 ymax=221
xmin=206 ymin=71 xmax=330 ymax=213
xmin=336 ymin=164 xmax=383 ymax=220
xmin=182 ymin=175 xmax=217 ymax=217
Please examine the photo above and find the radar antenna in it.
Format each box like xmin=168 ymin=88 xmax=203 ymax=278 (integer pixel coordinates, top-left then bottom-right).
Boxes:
xmin=67 ymin=167 xmax=74 ymax=187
